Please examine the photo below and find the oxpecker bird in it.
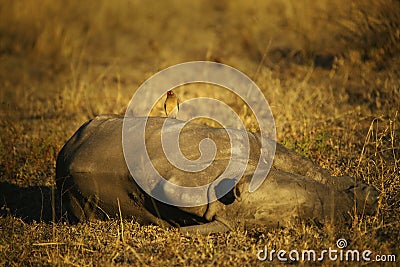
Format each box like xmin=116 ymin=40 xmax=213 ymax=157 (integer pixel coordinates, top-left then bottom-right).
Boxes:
xmin=164 ymin=90 xmax=179 ymax=118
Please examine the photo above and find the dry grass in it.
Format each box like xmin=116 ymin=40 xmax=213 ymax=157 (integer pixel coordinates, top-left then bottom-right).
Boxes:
xmin=1 ymin=0 xmax=399 ymax=266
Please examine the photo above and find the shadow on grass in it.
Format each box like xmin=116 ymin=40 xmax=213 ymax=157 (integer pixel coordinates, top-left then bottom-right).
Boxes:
xmin=0 ymin=182 xmax=62 ymax=223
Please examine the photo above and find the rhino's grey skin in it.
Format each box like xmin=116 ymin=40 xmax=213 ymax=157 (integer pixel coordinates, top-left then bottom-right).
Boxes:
xmin=56 ymin=115 xmax=378 ymax=233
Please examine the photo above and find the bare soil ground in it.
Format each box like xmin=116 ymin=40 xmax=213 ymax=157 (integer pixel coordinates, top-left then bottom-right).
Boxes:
xmin=1 ymin=0 xmax=399 ymax=265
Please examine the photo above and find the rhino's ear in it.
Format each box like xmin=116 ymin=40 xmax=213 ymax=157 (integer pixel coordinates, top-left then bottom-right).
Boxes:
xmin=214 ymin=178 xmax=241 ymax=205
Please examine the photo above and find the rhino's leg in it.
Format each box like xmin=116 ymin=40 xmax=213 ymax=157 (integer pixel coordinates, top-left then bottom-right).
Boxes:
xmin=80 ymin=195 xmax=113 ymax=221
xmin=68 ymin=190 xmax=173 ymax=227
xmin=179 ymin=219 xmax=231 ymax=234
xmin=59 ymin=186 xmax=108 ymax=223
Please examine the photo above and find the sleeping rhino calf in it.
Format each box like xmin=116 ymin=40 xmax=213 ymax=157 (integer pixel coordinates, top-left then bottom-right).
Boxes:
xmin=56 ymin=115 xmax=378 ymax=233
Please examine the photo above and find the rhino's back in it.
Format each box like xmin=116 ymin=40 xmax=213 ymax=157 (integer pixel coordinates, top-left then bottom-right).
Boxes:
xmin=56 ymin=115 xmax=152 ymax=222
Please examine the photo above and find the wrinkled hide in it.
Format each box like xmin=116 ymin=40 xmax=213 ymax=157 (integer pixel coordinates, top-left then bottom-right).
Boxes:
xmin=56 ymin=115 xmax=378 ymax=233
